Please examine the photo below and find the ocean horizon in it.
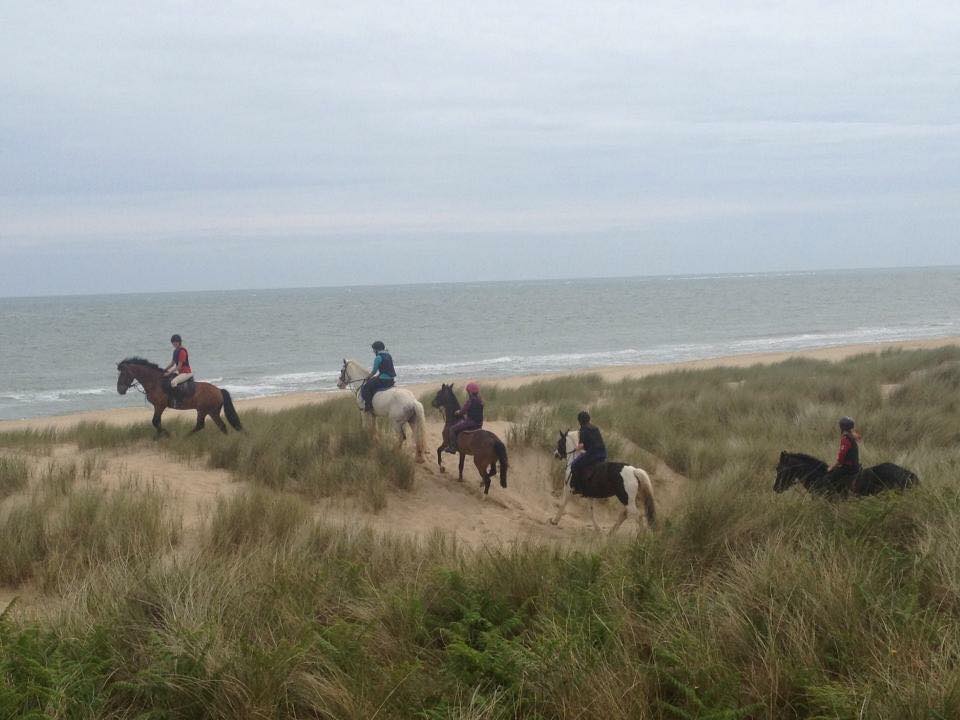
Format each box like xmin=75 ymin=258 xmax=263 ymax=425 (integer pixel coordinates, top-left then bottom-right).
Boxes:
xmin=2 ymin=266 xmax=958 ymax=421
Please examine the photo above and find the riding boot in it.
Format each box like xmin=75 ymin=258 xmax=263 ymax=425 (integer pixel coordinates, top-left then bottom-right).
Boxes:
xmin=444 ymin=432 xmax=458 ymax=454
xmin=162 ymin=377 xmax=177 ymax=409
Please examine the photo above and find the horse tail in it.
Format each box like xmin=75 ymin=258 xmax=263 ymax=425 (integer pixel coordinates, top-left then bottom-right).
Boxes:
xmin=221 ymin=389 xmax=243 ymax=431
xmin=411 ymin=401 xmax=427 ymax=457
xmin=494 ymin=438 xmax=508 ymax=487
xmin=633 ymin=467 xmax=656 ymax=527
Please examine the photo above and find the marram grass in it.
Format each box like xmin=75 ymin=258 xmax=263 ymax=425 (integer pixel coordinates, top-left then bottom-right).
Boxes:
xmin=0 ymin=347 xmax=959 ymax=718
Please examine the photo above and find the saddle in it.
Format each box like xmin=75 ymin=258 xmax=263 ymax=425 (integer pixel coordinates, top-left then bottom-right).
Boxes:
xmin=571 ymin=461 xmax=626 ymax=496
xmin=571 ymin=461 xmax=605 ymax=494
xmin=163 ymin=378 xmax=197 ymax=408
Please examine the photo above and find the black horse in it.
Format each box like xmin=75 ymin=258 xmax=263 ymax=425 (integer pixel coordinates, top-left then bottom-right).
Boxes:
xmin=774 ymin=451 xmax=918 ymax=496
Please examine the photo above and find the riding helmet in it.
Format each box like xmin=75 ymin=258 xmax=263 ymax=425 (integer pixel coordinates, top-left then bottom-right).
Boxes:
xmin=170 ymin=334 xmax=182 ymax=344
xmin=371 ymin=340 xmax=386 ymax=351
xmin=577 ymin=410 xmax=591 ymax=425
xmin=839 ymin=416 xmax=855 ymax=431
xmin=466 ymin=381 xmax=480 ymax=394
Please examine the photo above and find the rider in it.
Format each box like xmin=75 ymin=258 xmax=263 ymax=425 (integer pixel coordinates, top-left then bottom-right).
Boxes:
xmin=361 ymin=341 xmax=396 ymax=412
xmin=162 ymin=334 xmax=193 ymax=403
xmin=827 ymin=416 xmax=862 ymax=489
xmin=444 ymin=381 xmax=484 ymax=453
xmin=569 ymin=410 xmax=606 ymax=489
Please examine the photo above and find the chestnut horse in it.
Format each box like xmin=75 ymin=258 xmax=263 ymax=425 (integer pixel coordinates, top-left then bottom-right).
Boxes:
xmin=431 ymin=383 xmax=508 ymax=494
xmin=116 ymin=357 xmax=242 ymax=437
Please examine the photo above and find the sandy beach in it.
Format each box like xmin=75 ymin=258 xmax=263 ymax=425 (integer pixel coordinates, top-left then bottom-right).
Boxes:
xmin=3 ymin=335 xmax=958 ymax=433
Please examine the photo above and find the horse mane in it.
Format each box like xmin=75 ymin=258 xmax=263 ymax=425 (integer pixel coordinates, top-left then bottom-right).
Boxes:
xmin=782 ymin=451 xmax=827 ymax=468
xmin=119 ymin=357 xmax=163 ymax=372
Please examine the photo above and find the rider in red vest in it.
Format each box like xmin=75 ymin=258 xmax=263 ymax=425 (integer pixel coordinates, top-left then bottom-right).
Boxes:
xmin=163 ymin=334 xmax=194 ymax=404
xmin=827 ymin=416 xmax=862 ymax=489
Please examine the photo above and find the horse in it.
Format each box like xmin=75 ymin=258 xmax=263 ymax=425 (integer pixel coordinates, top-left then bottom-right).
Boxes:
xmin=430 ymin=383 xmax=508 ymax=494
xmin=550 ymin=430 xmax=656 ymax=534
xmin=116 ymin=357 xmax=242 ymax=437
xmin=337 ymin=359 xmax=427 ymax=463
xmin=774 ymin=451 xmax=919 ymax=496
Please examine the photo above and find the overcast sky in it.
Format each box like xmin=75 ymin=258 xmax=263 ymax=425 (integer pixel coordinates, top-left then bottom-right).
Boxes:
xmin=1 ymin=1 xmax=959 ymax=296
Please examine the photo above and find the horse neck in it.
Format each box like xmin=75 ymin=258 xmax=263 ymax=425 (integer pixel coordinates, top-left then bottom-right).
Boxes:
xmin=346 ymin=360 xmax=370 ymax=382
xmin=129 ymin=364 xmax=162 ymax=390
xmin=789 ymin=458 xmax=825 ymax=487
xmin=442 ymin=393 xmax=461 ymax=417
xmin=566 ymin=431 xmax=582 ymax=467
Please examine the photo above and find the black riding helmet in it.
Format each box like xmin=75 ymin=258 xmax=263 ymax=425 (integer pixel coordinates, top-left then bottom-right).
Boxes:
xmin=371 ymin=341 xmax=386 ymax=351
xmin=577 ymin=411 xmax=591 ymax=425
xmin=170 ymin=334 xmax=182 ymax=344
xmin=839 ymin=416 xmax=855 ymax=431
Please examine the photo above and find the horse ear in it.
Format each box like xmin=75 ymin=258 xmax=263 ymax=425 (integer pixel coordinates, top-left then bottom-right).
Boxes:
xmin=342 ymin=358 xmax=346 ymax=364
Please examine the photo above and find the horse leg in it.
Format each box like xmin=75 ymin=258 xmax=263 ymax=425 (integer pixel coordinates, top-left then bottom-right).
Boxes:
xmin=590 ymin=501 xmax=602 ymax=532
xmin=437 ymin=443 xmax=446 ymax=472
xmin=211 ymin=412 xmax=228 ymax=434
xmin=458 ymin=452 xmax=466 ymax=482
xmin=474 ymin=455 xmax=491 ymax=494
xmin=190 ymin=411 xmax=206 ymax=434
xmin=550 ymin=478 xmax=571 ymax=526
xmin=609 ymin=501 xmax=629 ymax=536
xmin=152 ymin=407 xmax=168 ymax=438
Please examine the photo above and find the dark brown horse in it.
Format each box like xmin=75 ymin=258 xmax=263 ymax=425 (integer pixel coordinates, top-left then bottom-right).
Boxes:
xmin=431 ymin=384 xmax=508 ymax=494
xmin=116 ymin=358 xmax=242 ymax=437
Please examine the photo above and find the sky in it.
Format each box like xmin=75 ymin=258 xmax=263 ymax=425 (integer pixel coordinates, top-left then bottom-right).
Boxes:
xmin=1 ymin=1 xmax=959 ymax=296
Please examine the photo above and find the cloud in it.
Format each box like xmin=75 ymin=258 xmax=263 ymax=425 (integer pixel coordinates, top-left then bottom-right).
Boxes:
xmin=1 ymin=1 xmax=959 ymax=293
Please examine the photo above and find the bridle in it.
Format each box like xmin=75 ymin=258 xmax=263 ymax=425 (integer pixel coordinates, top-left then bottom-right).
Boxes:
xmin=555 ymin=430 xmax=577 ymax=461
xmin=118 ymin=366 xmax=147 ymax=395
xmin=777 ymin=457 xmax=822 ymax=489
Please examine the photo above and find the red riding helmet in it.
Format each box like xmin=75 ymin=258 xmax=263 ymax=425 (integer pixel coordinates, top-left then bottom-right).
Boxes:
xmin=466 ymin=382 xmax=480 ymax=395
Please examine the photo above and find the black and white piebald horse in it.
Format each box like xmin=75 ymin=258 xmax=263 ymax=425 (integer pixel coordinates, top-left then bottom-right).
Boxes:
xmin=551 ymin=430 xmax=656 ymax=534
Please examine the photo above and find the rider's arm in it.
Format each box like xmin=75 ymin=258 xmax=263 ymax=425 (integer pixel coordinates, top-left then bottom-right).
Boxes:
xmin=370 ymin=354 xmax=382 ymax=377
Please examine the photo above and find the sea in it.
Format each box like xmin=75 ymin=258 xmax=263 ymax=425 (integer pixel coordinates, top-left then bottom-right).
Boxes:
xmin=1 ymin=267 xmax=958 ymax=421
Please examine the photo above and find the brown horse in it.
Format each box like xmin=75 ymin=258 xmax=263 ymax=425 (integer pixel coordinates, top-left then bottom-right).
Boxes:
xmin=116 ymin=357 xmax=242 ymax=437
xmin=431 ymin=384 xmax=508 ymax=494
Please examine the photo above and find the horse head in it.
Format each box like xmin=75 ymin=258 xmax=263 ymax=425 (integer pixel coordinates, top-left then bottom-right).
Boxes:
xmin=774 ymin=451 xmax=827 ymax=493
xmin=116 ymin=357 xmax=162 ymax=395
xmin=431 ymin=383 xmax=458 ymax=410
xmin=555 ymin=429 xmax=574 ymax=459
xmin=116 ymin=362 xmax=135 ymax=395
xmin=337 ymin=359 xmax=348 ymax=389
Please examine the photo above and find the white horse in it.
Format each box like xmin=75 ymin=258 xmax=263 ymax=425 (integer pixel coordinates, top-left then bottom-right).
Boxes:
xmin=550 ymin=430 xmax=656 ymax=534
xmin=337 ymin=359 xmax=427 ymax=463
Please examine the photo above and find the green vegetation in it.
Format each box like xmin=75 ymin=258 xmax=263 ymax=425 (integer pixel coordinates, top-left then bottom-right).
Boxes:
xmin=0 ymin=455 xmax=29 ymax=498
xmin=1 ymin=347 xmax=959 ymax=718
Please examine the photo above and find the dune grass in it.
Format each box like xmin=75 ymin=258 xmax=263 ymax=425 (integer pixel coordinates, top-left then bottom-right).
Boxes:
xmin=0 ymin=460 xmax=179 ymax=590
xmin=1 ymin=347 xmax=960 ymax=717
xmin=0 ymin=455 xmax=29 ymax=499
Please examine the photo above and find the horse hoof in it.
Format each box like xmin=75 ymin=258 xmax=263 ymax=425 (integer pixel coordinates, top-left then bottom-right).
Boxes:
xmin=549 ymin=518 xmax=559 ymax=526
xmin=439 ymin=466 xmax=447 ymax=474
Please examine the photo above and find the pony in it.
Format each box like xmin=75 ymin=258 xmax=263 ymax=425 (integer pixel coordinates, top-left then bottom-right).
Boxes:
xmin=337 ymin=359 xmax=427 ymax=463
xmin=551 ymin=429 xmax=655 ymax=534
xmin=116 ymin=357 xmax=242 ymax=437
xmin=430 ymin=383 xmax=508 ymax=494
xmin=774 ymin=451 xmax=919 ymax=496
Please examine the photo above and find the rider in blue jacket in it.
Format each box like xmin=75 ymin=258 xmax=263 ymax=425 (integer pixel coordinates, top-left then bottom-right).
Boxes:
xmin=362 ymin=341 xmax=396 ymax=412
